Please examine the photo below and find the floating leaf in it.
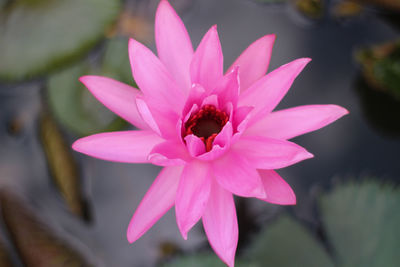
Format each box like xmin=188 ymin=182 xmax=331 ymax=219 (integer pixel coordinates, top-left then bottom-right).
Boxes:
xmin=332 ymin=1 xmax=363 ymax=19
xmin=319 ymin=181 xmax=400 ymax=267
xmin=0 ymin=190 xmax=92 ymax=266
xmin=163 ymin=253 xmax=259 ymax=267
xmin=0 ymin=0 xmax=120 ymax=81
xmin=295 ymin=0 xmax=324 ymax=19
xmin=245 ymin=215 xmax=334 ymax=267
xmin=46 ymin=58 xmax=127 ymax=136
xmin=355 ymin=0 xmax=400 ymax=11
xmin=101 ymin=37 xmax=134 ymax=85
xmin=356 ymin=40 xmax=400 ymax=99
xmin=40 ymin=112 xmax=90 ymax=221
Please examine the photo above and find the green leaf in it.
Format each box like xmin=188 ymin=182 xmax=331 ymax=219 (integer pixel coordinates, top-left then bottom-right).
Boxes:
xmin=356 ymin=40 xmax=400 ymax=100
xmin=245 ymin=215 xmax=334 ymax=267
xmin=163 ymin=253 xmax=259 ymax=267
xmin=295 ymin=0 xmax=324 ymax=19
xmin=0 ymin=0 xmax=121 ymax=81
xmin=319 ymin=181 xmax=400 ymax=267
xmin=46 ymin=59 xmax=127 ymax=136
xmin=39 ymin=112 xmax=90 ymax=220
xmin=101 ymin=37 xmax=134 ymax=85
xmin=0 ymin=190 xmax=92 ymax=266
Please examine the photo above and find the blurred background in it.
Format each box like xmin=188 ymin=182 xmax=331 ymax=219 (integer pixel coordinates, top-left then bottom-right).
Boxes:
xmin=0 ymin=0 xmax=399 ymax=266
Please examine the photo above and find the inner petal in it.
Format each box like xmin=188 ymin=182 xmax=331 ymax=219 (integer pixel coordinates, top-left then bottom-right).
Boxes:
xmin=183 ymin=104 xmax=228 ymax=152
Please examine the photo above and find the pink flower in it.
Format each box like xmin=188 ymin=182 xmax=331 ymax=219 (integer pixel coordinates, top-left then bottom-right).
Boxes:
xmin=72 ymin=1 xmax=348 ymax=266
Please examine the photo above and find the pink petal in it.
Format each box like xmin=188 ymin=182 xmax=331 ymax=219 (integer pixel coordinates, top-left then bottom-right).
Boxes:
xmin=184 ymin=135 xmax=206 ymax=157
xmin=190 ymin=25 xmax=223 ymax=92
xmin=227 ymin=34 xmax=276 ymax=91
xmin=245 ymin=104 xmax=349 ymax=140
xmin=72 ymin=131 xmax=163 ymax=163
xmin=198 ymin=122 xmax=233 ymax=161
xmin=149 ymin=140 xmax=190 ymax=166
xmin=175 ymin=160 xmax=211 ymax=239
xmin=129 ymin=38 xmax=184 ymax=113
xmin=136 ymin=96 xmax=180 ymax=140
xmin=239 ymin=58 xmax=311 ymax=124
xmin=202 ymin=181 xmax=238 ymax=267
xmin=211 ymin=151 xmax=266 ymax=198
xmin=79 ymin=76 xmax=149 ymax=130
xmin=232 ymin=106 xmax=253 ymax=143
xmin=211 ymin=67 xmax=240 ymax=108
xmin=155 ymin=0 xmax=193 ymax=94
xmin=136 ymin=97 xmax=161 ymax=135
xmin=258 ymin=170 xmax=296 ymax=205
xmin=233 ymin=136 xmax=313 ymax=169
xmin=127 ymin=165 xmax=183 ymax=243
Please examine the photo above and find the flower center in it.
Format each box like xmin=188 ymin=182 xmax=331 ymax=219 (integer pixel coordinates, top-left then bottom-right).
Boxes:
xmin=184 ymin=105 xmax=229 ymax=152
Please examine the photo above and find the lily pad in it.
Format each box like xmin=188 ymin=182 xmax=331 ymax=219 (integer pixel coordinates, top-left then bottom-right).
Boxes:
xmin=39 ymin=112 xmax=90 ymax=221
xmin=0 ymin=190 xmax=92 ymax=266
xmin=295 ymin=0 xmax=324 ymax=19
xmin=245 ymin=215 xmax=334 ymax=267
xmin=319 ymin=181 xmax=400 ymax=267
xmin=0 ymin=0 xmax=120 ymax=81
xmin=46 ymin=56 xmax=128 ymax=136
xmin=356 ymin=40 xmax=400 ymax=99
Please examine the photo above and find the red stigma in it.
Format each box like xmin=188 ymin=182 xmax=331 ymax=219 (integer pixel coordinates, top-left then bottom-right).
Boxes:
xmin=184 ymin=105 xmax=229 ymax=152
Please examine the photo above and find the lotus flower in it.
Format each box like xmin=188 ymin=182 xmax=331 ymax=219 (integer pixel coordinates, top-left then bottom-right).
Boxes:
xmin=72 ymin=0 xmax=348 ymax=266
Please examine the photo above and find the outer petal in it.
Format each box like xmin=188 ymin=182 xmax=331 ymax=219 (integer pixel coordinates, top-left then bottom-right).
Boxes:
xmin=232 ymin=136 xmax=313 ymax=169
xmin=72 ymin=131 xmax=163 ymax=163
xmin=155 ymin=0 xmax=193 ymax=94
xmin=212 ymin=151 xmax=266 ymax=198
xmin=202 ymin=181 xmax=238 ymax=267
xmin=127 ymin=165 xmax=184 ymax=243
xmin=175 ymin=160 xmax=211 ymax=239
xmin=79 ymin=76 xmax=149 ymax=130
xmin=239 ymin=58 xmax=311 ymax=123
xmin=129 ymin=38 xmax=184 ymax=113
xmin=190 ymin=25 xmax=223 ymax=92
xmin=227 ymin=34 xmax=276 ymax=91
xmin=245 ymin=104 xmax=349 ymax=140
xmin=149 ymin=140 xmax=190 ymax=166
xmin=257 ymin=170 xmax=296 ymax=205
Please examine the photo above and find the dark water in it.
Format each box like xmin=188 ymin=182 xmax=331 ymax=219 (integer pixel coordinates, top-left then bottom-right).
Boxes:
xmin=0 ymin=0 xmax=399 ymax=266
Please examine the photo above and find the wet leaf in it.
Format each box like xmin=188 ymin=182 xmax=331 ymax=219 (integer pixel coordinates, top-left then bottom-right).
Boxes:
xmin=245 ymin=215 xmax=334 ymax=267
xmin=40 ymin=112 xmax=90 ymax=221
xmin=319 ymin=181 xmax=400 ymax=267
xmin=162 ymin=253 xmax=259 ymax=267
xmin=295 ymin=0 xmax=324 ymax=19
xmin=101 ymin=37 xmax=134 ymax=85
xmin=332 ymin=1 xmax=363 ymax=19
xmin=355 ymin=0 xmax=400 ymax=12
xmin=0 ymin=0 xmax=121 ymax=81
xmin=0 ymin=190 xmax=92 ymax=266
xmin=46 ymin=59 xmax=127 ymax=137
xmin=356 ymin=40 xmax=400 ymax=100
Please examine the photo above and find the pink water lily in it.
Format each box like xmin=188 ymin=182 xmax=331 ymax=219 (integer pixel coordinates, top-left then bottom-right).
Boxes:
xmin=72 ymin=0 xmax=348 ymax=266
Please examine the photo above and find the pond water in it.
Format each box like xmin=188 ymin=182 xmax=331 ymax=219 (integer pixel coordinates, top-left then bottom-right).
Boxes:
xmin=0 ymin=0 xmax=399 ymax=266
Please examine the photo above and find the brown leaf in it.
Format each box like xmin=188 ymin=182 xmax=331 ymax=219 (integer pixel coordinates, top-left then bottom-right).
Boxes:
xmin=39 ymin=112 xmax=90 ymax=221
xmin=0 ymin=190 xmax=92 ymax=267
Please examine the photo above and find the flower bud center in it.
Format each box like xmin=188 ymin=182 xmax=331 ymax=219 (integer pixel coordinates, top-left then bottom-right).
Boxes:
xmin=184 ymin=105 xmax=228 ymax=152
